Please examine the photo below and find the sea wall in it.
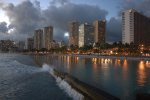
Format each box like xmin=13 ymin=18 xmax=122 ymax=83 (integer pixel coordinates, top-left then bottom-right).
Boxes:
xmin=136 ymin=92 xmax=150 ymax=100
xmin=53 ymin=69 xmax=120 ymax=100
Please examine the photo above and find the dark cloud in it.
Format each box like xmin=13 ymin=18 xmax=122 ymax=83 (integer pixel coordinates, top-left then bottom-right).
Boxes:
xmin=106 ymin=17 xmax=122 ymax=43
xmin=117 ymin=0 xmax=150 ymax=16
xmin=50 ymin=0 xmax=69 ymax=5
xmin=0 ymin=0 xmax=109 ymax=44
xmin=53 ymin=28 xmax=69 ymax=45
xmin=4 ymin=0 xmax=149 ymax=44
xmin=0 ymin=0 xmax=45 ymax=41
xmin=43 ymin=3 xmax=108 ymax=31
xmin=110 ymin=0 xmax=150 ymax=44
xmin=0 ymin=21 xmax=8 ymax=33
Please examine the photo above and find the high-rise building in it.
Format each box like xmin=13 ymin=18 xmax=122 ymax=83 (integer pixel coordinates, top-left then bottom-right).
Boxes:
xmin=122 ymin=9 xmax=150 ymax=47
xmin=16 ymin=41 xmax=25 ymax=50
xmin=93 ymin=20 xmax=106 ymax=43
xmin=34 ymin=29 xmax=43 ymax=50
xmin=43 ymin=26 xmax=53 ymax=50
xmin=26 ymin=37 xmax=34 ymax=50
xmin=50 ymin=40 xmax=59 ymax=49
xmin=58 ymin=40 xmax=65 ymax=48
xmin=69 ymin=21 xmax=79 ymax=46
xmin=0 ymin=40 xmax=14 ymax=51
xmin=79 ymin=23 xmax=94 ymax=48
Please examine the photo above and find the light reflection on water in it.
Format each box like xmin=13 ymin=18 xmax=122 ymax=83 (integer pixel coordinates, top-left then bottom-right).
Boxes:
xmin=137 ymin=61 xmax=146 ymax=86
xmin=33 ymin=55 xmax=150 ymax=100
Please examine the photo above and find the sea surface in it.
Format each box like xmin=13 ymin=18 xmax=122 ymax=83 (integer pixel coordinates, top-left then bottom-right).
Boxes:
xmin=31 ymin=54 xmax=150 ymax=100
xmin=0 ymin=53 xmax=73 ymax=100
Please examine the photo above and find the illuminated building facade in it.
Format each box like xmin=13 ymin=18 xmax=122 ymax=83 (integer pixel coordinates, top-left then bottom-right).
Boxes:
xmin=93 ymin=20 xmax=106 ymax=43
xmin=34 ymin=29 xmax=43 ymax=50
xmin=58 ymin=40 xmax=65 ymax=47
xmin=0 ymin=40 xmax=14 ymax=51
xmin=43 ymin=26 xmax=53 ymax=50
xmin=122 ymin=9 xmax=150 ymax=47
xmin=26 ymin=37 xmax=34 ymax=50
xmin=79 ymin=23 xmax=94 ymax=47
xmin=50 ymin=41 xmax=59 ymax=48
xmin=69 ymin=21 xmax=79 ymax=46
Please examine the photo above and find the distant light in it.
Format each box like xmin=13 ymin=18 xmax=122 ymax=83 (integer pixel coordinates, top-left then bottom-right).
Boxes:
xmin=142 ymin=45 xmax=143 ymax=46
xmin=141 ymin=52 xmax=142 ymax=53
xmin=8 ymin=28 xmax=14 ymax=33
xmin=64 ymin=32 xmax=69 ymax=36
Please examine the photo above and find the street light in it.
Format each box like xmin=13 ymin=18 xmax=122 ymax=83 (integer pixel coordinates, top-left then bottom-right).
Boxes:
xmin=140 ymin=52 xmax=143 ymax=60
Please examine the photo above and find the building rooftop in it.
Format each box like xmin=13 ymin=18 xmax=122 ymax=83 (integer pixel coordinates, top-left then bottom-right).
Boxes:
xmin=122 ymin=9 xmax=150 ymax=19
xmin=85 ymin=23 xmax=91 ymax=25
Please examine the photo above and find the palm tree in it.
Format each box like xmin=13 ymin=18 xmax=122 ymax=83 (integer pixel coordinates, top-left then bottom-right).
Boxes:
xmin=30 ymin=48 xmax=36 ymax=53
xmin=112 ymin=42 xmax=118 ymax=47
xmin=118 ymin=41 xmax=122 ymax=47
xmin=125 ymin=43 xmax=130 ymax=48
xmin=40 ymin=48 xmax=47 ymax=53
xmin=48 ymin=48 xmax=55 ymax=54
xmin=70 ymin=44 xmax=74 ymax=50
xmin=95 ymin=42 xmax=100 ymax=48
xmin=117 ymin=48 xmax=123 ymax=54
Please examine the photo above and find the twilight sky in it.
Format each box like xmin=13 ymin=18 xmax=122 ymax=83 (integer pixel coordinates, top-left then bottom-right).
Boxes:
xmin=0 ymin=0 xmax=150 ymax=45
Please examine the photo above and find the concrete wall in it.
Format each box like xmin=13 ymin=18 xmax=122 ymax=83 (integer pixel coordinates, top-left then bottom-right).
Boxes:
xmin=136 ymin=92 xmax=150 ymax=100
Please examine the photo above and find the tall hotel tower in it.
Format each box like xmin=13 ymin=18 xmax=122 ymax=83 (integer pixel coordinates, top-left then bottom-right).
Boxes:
xmin=26 ymin=37 xmax=34 ymax=50
xmin=79 ymin=23 xmax=94 ymax=47
xmin=69 ymin=21 xmax=79 ymax=46
xmin=93 ymin=20 xmax=106 ymax=43
xmin=122 ymin=9 xmax=150 ymax=47
xmin=43 ymin=26 xmax=53 ymax=50
xmin=34 ymin=29 xmax=43 ymax=50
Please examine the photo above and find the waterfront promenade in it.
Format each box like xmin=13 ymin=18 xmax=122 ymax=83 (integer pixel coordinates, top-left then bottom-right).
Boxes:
xmin=31 ymin=53 xmax=150 ymax=61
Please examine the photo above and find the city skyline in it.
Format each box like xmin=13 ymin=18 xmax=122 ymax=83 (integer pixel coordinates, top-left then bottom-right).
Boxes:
xmin=0 ymin=0 xmax=150 ymax=45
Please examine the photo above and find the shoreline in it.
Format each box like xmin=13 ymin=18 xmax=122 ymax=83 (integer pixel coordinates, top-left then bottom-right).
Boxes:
xmin=3 ymin=52 xmax=149 ymax=61
xmin=47 ymin=54 xmax=150 ymax=61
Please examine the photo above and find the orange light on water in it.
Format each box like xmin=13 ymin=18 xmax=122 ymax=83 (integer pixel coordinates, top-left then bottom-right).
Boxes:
xmin=137 ymin=61 xmax=146 ymax=86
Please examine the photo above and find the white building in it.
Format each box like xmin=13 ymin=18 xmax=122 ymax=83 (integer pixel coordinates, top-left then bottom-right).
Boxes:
xmin=58 ymin=40 xmax=65 ymax=48
xmin=79 ymin=23 xmax=94 ymax=48
xmin=122 ymin=9 xmax=135 ymax=44
xmin=122 ymin=9 xmax=150 ymax=45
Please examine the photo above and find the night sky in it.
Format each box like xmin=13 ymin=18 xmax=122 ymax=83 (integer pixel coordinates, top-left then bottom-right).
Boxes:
xmin=0 ymin=0 xmax=150 ymax=45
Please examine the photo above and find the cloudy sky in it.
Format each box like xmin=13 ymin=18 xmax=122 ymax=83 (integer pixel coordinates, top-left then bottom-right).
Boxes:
xmin=0 ymin=0 xmax=150 ymax=45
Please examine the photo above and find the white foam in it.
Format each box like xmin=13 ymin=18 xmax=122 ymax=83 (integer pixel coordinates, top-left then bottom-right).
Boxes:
xmin=55 ymin=77 xmax=84 ymax=100
xmin=0 ymin=60 xmax=41 ymax=77
xmin=42 ymin=64 xmax=84 ymax=100
xmin=42 ymin=63 xmax=57 ymax=79
xmin=42 ymin=64 xmax=51 ymax=71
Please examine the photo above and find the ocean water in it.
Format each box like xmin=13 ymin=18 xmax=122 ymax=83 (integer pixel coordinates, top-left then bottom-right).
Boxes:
xmin=32 ymin=54 xmax=150 ymax=100
xmin=0 ymin=53 xmax=73 ymax=100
